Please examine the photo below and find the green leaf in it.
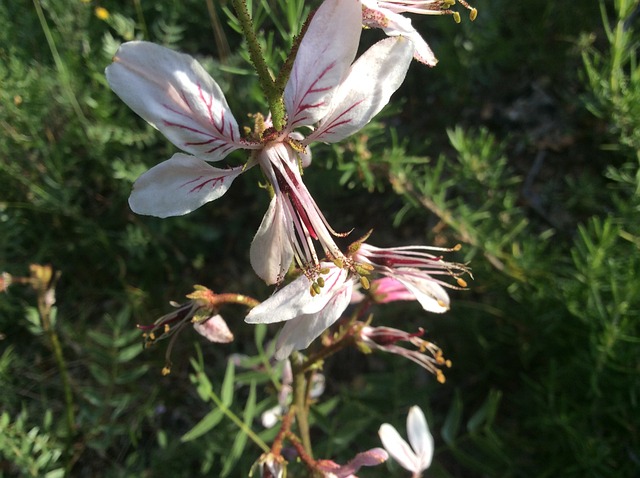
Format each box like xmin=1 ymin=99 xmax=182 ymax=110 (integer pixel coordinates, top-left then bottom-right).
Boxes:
xmin=467 ymin=389 xmax=502 ymax=434
xmin=221 ymin=381 xmax=257 ymax=477
xmin=181 ymin=408 xmax=225 ymax=442
xmin=221 ymin=359 xmax=236 ymax=407
xmin=116 ymin=342 xmax=143 ymax=363
xmin=441 ymin=390 xmax=463 ymax=445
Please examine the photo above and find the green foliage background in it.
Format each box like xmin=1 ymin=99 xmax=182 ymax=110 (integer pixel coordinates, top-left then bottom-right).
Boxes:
xmin=1 ymin=0 xmax=638 ymax=476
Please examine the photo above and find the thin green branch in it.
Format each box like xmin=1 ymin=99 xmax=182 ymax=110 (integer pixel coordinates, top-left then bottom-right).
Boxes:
xmin=207 ymin=389 xmax=270 ymax=453
xmin=33 ymin=0 xmax=88 ymax=133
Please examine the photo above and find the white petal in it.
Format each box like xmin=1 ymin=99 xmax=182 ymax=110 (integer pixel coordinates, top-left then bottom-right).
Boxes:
xmin=245 ymin=274 xmax=314 ymax=325
xmin=395 ymin=275 xmax=450 ymax=313
xmin=284 ymin=0 xmax=362 ymax=129
xmin=306 ymin=37 xmax=413 ymax=144
xmin=364 ymin=6 xmax=437 ymax=66
xmin=128 ymin=153 xmax=243 ymax=217
xmin=407 ymin=406 xmax=434 ymax=470
xmin=106 ymin=41 xmax=253 ymax=161
xmin=274 ymin=279 xmax=353 ymax=360
xmin=378 ymin=423 xmax=420 ymax=472
xmin=250 ymin=196 xmax=295 ymax=285
xmin=245 ymin=265 xmax=347 ymax=325
xmin=193 ymin=314 xmax=234 ymax=343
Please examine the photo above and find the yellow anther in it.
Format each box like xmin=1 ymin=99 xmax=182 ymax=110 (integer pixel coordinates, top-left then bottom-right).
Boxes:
xmin=149 ymin=332 xmax=156 ymax=341
xmin=437 ymin=299 xmax=448 ymax=309
xmin=445 ymin=359 xmax=452 ymax=368
xmin=470 ymin=8 xmax=478 ymax=21
xmin=436 ymin=370 xmax=446 ymax=384
xmin=312 ymin=282 xmax=322 ymax=295
xmin=457 ymin=277 xmax=468 ymax=288
xmin=443 ymin=0 xmax=455 ymax=7
xmin=320 ymin=267 xmax=331 ymax=275
xmin=161 ymin=366 xmax=171 ymax=376
xmin=316 ymin=277 xmax=325 ymax=288
xmin=360 ymin=276 xmax=370 ymax=290
xmin=453 ymin=243 xmax=462 ymax=251
xmin=95 ymin=6 xmax=110 ymax=20
xmin=164 ymin=324 xmax=170 ymax=334
xmin=453 ymin=11 xmax=461 ymax=23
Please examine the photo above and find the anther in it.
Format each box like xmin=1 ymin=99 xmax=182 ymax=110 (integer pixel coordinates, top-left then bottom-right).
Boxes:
xmin=470 ymin=8 xmax=478 ymax=21
xmin=453 ymin=11 xmax=461 ymax=23
xmin=457 ymin=277 xmax=468 ymax=288
xmin=316 ymin=277 xmax=325 ymax=288
xmin=360 ymin=276 xmax=370 ymax=290
xmin=161 ymin=366 xmax=171 ymax=376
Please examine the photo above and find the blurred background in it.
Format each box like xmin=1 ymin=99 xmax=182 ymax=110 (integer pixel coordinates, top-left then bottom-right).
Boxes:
xmin=1 ymin=0 xmax=639 ymax=476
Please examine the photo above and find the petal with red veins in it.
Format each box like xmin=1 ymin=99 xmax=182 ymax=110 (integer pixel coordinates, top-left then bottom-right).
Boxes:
xmin=250 ymin=196 xmax=295 ymax=285
xmin=284 ymin=0 xmax=362 ymax=129
xmin=306 ymin=36 xmax=413 ymax=144
xmin=128 ymin=153 xmax=243 ymax=217
xmin=106 ymin=41 xmax=256 ymax=161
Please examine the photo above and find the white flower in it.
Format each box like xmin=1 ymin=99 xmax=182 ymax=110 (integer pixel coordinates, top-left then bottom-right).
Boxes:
xmin=106 ymin=0 xmax=414 ymax=285
xmin=379 ymin=405 xmax=434 ymax=477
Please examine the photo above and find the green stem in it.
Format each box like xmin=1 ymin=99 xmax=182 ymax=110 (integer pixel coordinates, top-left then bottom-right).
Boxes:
xmin=208 ymin=389 xmax=270 ymax=453
xmin=133 ymin=0 xmax=150 ymax=40
xmin=33 ymin=0 xmax=88 ymax=133
xmin=38 ymin=298 xmax=76 ymax=475
xmin=291 ymin=352 xmax=313 ymax=457
xmin=231 ymin=0 xmax=286 ymax=129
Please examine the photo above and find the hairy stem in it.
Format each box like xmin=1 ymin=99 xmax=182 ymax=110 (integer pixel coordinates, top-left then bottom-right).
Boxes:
xmin=231 ymin=0 xmax=286 ymax=129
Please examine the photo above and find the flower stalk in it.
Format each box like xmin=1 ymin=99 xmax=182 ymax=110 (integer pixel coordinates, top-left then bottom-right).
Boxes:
xmin=28 ymin=265 xmax=77 ymax=473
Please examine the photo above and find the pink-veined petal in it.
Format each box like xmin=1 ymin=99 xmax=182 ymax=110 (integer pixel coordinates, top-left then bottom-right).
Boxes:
xmin=378 ymin=423 xmax=420 ymax=472
xmin=106 ymin=41 xmax=255 ymax=161
xmin=407 ymin=406 xmax=434 ymax=470
xmin=128 ymin=153 xmax=243 ymax=217
xmin=274 ymin=279 xmax=353 ymax=360
xmin=250 ymin=195 xmax=295 ymax=285
xmin=284 ymin=0 xmax=362 ymax=129
xmin=306 ymin=36 xmax=413 ymax=144
xmin=395 ymin=274 xmax=450 ymax=312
